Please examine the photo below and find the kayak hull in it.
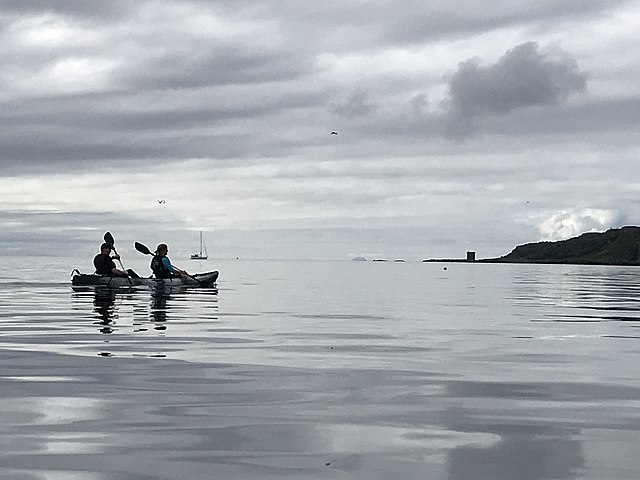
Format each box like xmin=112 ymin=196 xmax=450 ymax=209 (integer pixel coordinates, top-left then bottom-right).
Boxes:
xmin=71 ymin=270 xmax=219 ymax=288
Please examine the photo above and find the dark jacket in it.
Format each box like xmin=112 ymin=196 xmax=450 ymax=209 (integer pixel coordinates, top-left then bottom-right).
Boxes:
xmin=94 ymin=253 xmax=116 ymax=275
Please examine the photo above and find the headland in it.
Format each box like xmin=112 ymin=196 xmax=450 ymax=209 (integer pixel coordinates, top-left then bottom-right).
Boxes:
xmin=424 ymin=226 xmax=640 ymax=266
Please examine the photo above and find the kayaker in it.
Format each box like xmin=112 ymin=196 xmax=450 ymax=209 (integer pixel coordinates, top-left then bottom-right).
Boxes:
xmin=150 ymin=243 xmax=189 ymax=279
xmin=94 ymin=243 xmax=129 ymax=277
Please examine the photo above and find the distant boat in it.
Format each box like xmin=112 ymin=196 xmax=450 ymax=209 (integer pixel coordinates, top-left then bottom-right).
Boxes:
xmin=190 ymin=231 xmax=208 ymax=260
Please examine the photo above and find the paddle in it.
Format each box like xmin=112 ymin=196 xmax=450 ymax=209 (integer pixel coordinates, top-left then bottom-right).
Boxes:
xmin=104 ymin=231 xmax=131 ymax=284
xmin=134 ymin=241 xmax=153 ymax=256
xmin=104 ymin=232 xmax=127 ymax=271
xmin=134 ymin=241 xmax=204 ymax=286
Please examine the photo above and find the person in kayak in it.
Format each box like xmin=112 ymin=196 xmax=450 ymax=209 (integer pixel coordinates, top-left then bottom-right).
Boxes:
xmin=94 ymin=243 xmax=129 ymax=277
xmin=150 ymin=243 xmax=189 ymax=279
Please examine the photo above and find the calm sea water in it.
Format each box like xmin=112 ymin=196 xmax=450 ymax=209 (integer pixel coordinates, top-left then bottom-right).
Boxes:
xmin=2 ymin=256 xmax=640 ymax=479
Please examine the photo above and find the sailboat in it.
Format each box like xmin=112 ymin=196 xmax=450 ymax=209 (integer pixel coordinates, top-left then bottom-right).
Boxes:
xmin=190 ymin=231 xmax=208 ymax=260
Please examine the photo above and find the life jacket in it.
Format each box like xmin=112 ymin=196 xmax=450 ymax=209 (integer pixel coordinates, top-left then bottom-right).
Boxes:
xmin=151 ymin=254 xmax=172 ymax=278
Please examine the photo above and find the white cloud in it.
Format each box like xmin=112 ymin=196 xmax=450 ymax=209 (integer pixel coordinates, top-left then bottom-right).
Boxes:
xmin=537 ymin=209 xmax=624 ymax=241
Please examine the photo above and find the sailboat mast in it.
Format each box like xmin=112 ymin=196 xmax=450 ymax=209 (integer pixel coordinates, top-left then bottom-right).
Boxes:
xmin=191 ymin=230 xmax=208 ymax=260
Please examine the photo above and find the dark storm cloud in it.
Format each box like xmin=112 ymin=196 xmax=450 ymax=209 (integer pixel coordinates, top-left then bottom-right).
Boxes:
xmin=443 ymin=42 xmax=587 ymax=138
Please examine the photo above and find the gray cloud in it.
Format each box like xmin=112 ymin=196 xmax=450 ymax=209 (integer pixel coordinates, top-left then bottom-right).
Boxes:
xmin=116 ymin=47 xmax=314 ymax=92
xmin=331 ymin=90 xmax=379 ymax=118
xmin=0 ymin=90 xmax=325 ymax=131
xmin=380 ymin=0 xmax=627 ymax=44
xmin=480 ymin=97 xmax=640 ymax=136
xmin=0 ymin=0 xmax=135 ymax=20
xmin=443 ymin=42 xmax=587 ymax=138
xmin=0 ymin=0 xmax=638 ymax=259
xmin=234 ymin=0 xmax=630 ymax=51
xmin=0 ymin=209 xmax=139 ymax=257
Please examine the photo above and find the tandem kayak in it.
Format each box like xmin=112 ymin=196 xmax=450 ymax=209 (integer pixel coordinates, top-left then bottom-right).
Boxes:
xmin=71 ymin=270 xmax=219 ymax=288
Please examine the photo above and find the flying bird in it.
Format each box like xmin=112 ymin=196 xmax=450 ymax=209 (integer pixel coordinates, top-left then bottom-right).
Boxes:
xmin=330 ymin=131 xmax=338 ymax=135
xmin=158 ymin=199 xmax=165 ymax=204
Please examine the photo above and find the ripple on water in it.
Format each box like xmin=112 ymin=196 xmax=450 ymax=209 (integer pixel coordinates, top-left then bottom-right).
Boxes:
xmin=2 ymin=262 xmax=640 ymax=479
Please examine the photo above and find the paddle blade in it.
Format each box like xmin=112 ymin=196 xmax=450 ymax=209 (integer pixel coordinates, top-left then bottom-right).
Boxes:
xmin=134 ymin=241 xmax=153 ymax=255
xmin=104 ymin=231 xmax=115 ymax=246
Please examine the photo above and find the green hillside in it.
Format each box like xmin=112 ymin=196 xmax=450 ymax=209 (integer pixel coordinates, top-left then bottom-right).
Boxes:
xmin=490 ymin=226 xmax=640 ymax=265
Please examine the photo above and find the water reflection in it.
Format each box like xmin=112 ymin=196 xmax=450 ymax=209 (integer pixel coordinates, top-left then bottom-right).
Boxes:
xmin=442 ymin=374 xmax=640 ymax=479
xmin=92 ymin=287 xmax=118 ymax=334
xmin=8 ymin=261 xmax=640 ymax=478
xmin=150 ymin=285 xmax=170 ymax=329
xmin=512 ymin=266 xmax=640 ymax=324
xmin=69 ymin=284 xmax=221 ymax=360
xmin=448 ymin=431 xmax=583 ymax=480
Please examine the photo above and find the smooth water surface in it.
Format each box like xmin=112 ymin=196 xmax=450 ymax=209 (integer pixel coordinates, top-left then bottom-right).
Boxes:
xmin=2 ymin=257 xmax=640 ymax=479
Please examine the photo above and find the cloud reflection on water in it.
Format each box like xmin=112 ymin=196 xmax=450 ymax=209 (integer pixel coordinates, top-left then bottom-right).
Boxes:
xmin=3 ymin=261 xmax=640 ymax=479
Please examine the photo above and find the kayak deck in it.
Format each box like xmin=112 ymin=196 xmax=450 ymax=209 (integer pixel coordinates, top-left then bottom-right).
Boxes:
xmin=71 ymin=270 xmax=219 ymax=288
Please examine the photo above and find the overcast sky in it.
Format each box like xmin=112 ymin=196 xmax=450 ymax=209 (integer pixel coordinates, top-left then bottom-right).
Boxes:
xmin=2 ymin=0 xmax=639 ymax=260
